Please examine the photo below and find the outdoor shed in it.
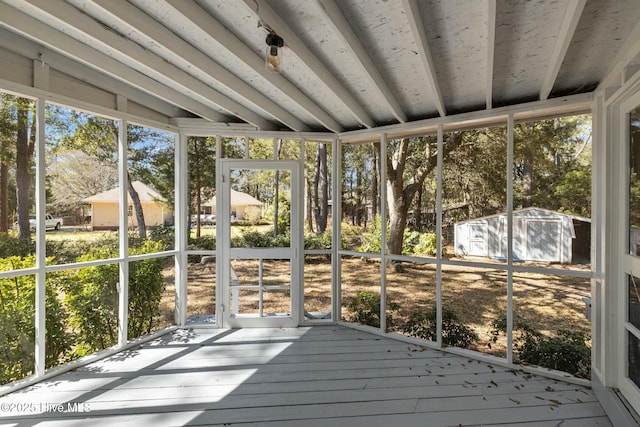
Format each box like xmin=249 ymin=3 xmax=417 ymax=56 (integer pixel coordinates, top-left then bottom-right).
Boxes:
xmin=454 ymin=207 xmax=590 ymax=264
xmin=83 ymin=181 xmax=171 ymax=230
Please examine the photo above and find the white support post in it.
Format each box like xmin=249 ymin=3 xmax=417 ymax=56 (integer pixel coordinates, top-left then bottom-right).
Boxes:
xmin=299 ymin=138 xmax=306 ymax=323
xmin=34 ymin=97 xmax=46 ymax=376
xmin=215 ymin=135 xmax=223 ymax=326
xmin=379 ymin=134 xmax=387 ymax=333
xmin=175 ymin=132 xmax=188 ymax=326
xmin=591 ymin=92 xmax=605 ymax=376
xmin=117 ymin=120 xmax=129 ymax=347
xmin=436 ymin=125 xmax=444 ymax=348
xmin=506 ymin=114 xmax=515 ymax=364
xmin=333 ymin=138 xmax=341 ymax=321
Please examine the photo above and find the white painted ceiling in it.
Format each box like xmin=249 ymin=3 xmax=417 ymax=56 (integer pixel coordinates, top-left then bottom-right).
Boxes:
xmin=0 ymin=0 xmax=638 ymax=133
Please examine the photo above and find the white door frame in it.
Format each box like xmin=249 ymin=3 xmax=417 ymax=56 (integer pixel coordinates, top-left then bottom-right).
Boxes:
xmin=616 ymin=89 xmax=640 ymax=412
xmin=218 ymin=159 xmax=301 ymax=328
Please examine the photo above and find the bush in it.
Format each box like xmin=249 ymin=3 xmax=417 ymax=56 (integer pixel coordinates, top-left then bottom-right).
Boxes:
xmin=61 ymin=240 xmax=167 ymax=356
xmin=358 ymin=216 xmax=383 ymax=253
xmin=357 ymin=217 xmax=443 ymax=256
xmin=412 ymin=233 xmax=439 ymax=256
xmin=0 ymin=257 xmax=73 ymax=384
xmin=232 ymin=228 xmax=290 ymax=248
xmin=149 ymin=225 xmax=175 ymax=250
xmin=402 ymin=307 xmax=478 ymax=348
xmin=0 ymin=233 xmax=34 ymax=258
xmin=345 ymin=291 xmax=399 ymax=328
xmin=490 ymin=316 xmax=591 ymax=378
xmin=128 ymin=242 xmax=166 ymax=339
xmin=304 ymin=229 xmax=332 ymax=250
xmin=188 ymin=234 xmax=216 ymax=251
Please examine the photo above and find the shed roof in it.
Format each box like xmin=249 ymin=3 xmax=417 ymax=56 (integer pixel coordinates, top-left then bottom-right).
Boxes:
xmin=1 ymin=1 xmax=638 ymax=134
xmin=455 ymin=207 xmax=592 ymax=225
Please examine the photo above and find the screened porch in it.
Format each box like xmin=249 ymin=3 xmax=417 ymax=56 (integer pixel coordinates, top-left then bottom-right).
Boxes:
xmin=1 ymin=0 xmax=640 ymax=426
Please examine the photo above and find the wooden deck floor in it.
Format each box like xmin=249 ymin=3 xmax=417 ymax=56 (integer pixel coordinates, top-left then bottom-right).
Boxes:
xmin=0 ymin=326 xmax=611 ymax=426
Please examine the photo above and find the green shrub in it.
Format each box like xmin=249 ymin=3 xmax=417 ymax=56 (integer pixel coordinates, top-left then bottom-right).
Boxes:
xmin=358 ymin=216 xmax=383 ymax=253
xmin=357 ymin=217 xmax=442 ymax=256
xmin=304 ymin=229 xmax=332 ymax=250
xmin=0 ymin=257 xmax=73 ymax=384
xmin=402 ymin=307 xmax=478 ymax=348
xmin=188 ymin=234 xmax=216 ymax=251
xmin=412 ymin=233 xmax=439 ymax=256
xmin=345 ymin=291 xmax=399 ymax=328
xmin=149 ymin=225 xmax=175 ymax=250
xmin=233 ymin=228 xmax=290 ymax=248
xmin=61 ymin=240 xmax=167 ymax=356
xmin=490 ymin=316 xmax=591 ymax=378
xmin=0 ymin=233 xmax=34 ymax=258
xmin=128 ymin=241 xmax=166 ymax=339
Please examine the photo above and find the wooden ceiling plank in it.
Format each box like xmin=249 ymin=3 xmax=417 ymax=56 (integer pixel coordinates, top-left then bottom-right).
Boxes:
xmin=244 ymin=0 xmax=376 ymax=129
xmin=87 ymin=0 xmax=309 ymax=131
xmin=317 ymin=0 xmax=407 ymax=123
xmin=23 ymin=0 xmax=274 ymax=129
xmin=0 ymin=28 xmax=187 ymax=118
xmin=164 ymin=0 xmax=344 ymax=133
xmin=0 ymin=1 xmax=229 ymax=122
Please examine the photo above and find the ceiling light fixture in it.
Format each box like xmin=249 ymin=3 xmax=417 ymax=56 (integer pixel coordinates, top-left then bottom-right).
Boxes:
xmin=265 ymin=32 xmax=284 ymax=73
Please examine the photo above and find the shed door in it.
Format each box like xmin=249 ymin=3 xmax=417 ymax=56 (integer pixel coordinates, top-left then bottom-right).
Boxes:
xmin=525 ymin=219 xmax=561 ymax=262
xmin=468 ymin=222 xmax=487 ymax=256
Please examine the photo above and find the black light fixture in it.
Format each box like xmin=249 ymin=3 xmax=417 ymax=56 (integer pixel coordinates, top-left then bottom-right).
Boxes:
xmin=265 ymin=32 xmax=284 ymax=73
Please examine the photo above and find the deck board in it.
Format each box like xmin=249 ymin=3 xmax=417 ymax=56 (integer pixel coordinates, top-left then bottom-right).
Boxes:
xmin=0 ymin=326 xmax=611 ymax=426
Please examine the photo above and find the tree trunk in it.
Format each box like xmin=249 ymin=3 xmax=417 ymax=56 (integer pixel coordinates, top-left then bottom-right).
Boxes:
xmin=355 ymin=167 xmax=362 ymax=227
xmin=15 ymin=102 xmax=32 ymax=242
xmin=414 ymin=186 xmax=423 ymax=231
xmin=0 ymin=162 xmax=8 ymax=232
xmin=128 ymin=174 xmax=147 ymax=239
xmin=306 ymin=177 xmax=314 ymax=232
xmin=371 ymin=143 xmax=379 ymax=220
xmin=313 ymin=143 xmax=328 ymax=233
xmin=195 ymin=179 xmax=202 ymax=238
xmin=386 ymin=182 xmax=410 ymax=256
xmin=385 ymin=133 xmax=463 ymax=255
xmin=522 ymin=161 xmax=533 ymax=208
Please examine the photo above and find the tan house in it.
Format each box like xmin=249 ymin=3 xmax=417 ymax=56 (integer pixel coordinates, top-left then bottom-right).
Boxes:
xmin=205 ymin=189 xmax=263 ymax=221
xmin=84 ymin=181 xmax=171 ymax=230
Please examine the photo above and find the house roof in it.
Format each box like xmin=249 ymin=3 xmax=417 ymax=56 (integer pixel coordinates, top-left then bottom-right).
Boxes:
xmin=0 ymin=1 xmax=638 ymax=134
xmin=84 ymin=181 xmax=164 ymax=204
xmin=207 ymin=189 xmax=262 ymax=207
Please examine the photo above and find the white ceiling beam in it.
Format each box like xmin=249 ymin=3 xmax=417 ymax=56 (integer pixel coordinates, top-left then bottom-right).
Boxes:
xmin=0 ymin=28 xmax=187 ymax=118
xmin=0 ymin=1 xmax=229 ymax=123
xmin=401 ymin=0 xmax=446 ymax=117
xmin=84 ymin=0 xmax=310 ymax=132
xmin=540 ymin=0 xmax=587 ymax=100
xmin=598 ymin=11 xmax=640 ymax=93
xmin=486 ymin=0 xmax=496 ymax=109
xmin=244 ymin=0 xmax=376 ymax=129
xmin=164 ymin=0 xmax=343 ymax=133
xmin=18 ymin=0 xmax=274 ymax=130
xmin=316 ymin=0 xmax=407 ymax=123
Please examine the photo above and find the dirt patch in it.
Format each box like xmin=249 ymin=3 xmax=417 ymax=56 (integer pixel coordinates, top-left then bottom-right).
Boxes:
xmin=156 ymin=256 xmax=590 ymax=358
